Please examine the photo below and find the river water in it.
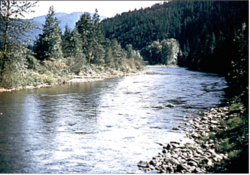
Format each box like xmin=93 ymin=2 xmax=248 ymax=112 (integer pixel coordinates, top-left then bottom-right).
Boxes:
xmin=0 ymin=67 xmax=228 ymax=173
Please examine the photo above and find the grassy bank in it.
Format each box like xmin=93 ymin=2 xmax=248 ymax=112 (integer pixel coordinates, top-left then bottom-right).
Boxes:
xmin=0 ymin=62 xmax=149 ymax=92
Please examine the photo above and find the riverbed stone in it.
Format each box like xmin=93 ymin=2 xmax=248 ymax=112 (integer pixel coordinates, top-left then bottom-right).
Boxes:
xmin=137 ymin=161 xmax=149 ymax=168
xmin=166 ymin=103 xmax=175 ymax=107
xmin=137 ymin=106 xmax=231 ymax=174
xmin=127 ymin=170 xmax=144 ymax=174
xmin=172 ymin=127 xmax=179 ymax=130
xmin=152 ymin=106 xmax=165 ymax=109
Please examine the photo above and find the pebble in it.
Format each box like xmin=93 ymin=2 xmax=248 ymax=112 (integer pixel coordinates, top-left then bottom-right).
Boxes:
xmin=152 ymin=106 xmax=165 ymax=109
xmin=172 ymin=127 xmax=179 ymax=130
xmin=166 ymin=104 xmax=175 ymax=107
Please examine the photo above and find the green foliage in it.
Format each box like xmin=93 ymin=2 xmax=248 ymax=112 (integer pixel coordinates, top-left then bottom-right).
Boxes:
xmin=2 ymin=71 xmax=25 ymax=88
xmin=227 ymin=117 xmax=243 ymax=129
xmin=134 ymin=60 xmax=144 ymax=70
xmin=111 ymin=38 xmax=127 ymax=70
xmin=0 ymin=0 xmax=38 ymax=73
xmin=76 ymin=13 xmax=93 ymax=61
xmin=61 ymin=24 xmax=72 ymax=58
xmin=141 ymin=39 xmax=176 ymax=65
xmin=0 ymin=5 xmax=145 ymax=88
xmin=26 ymin=54 xmax=40 ymax=70
xmin=43 ymin=58 xmax=68 ymax=76
xmin=228 ymin=150 xmax=242 ymax=160
xmin=217 ymin=139 xmax=235 ymax=152
xmin=34 ymin=6 xmax=63 ymax=61
xmin=104 ymin=46 xmax=115 ymax=68
xmin=225 ymin=23 xmax=248 ymax=108
xmin=102 ymin=1 xmax=247 ymax=71
xmin=91 ymin=40 xmax=105 ymax=65
xmin=65 ymin=55 xmax=86 ymax=75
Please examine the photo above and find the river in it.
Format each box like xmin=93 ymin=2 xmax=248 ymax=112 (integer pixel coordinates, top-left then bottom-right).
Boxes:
xmin=0 ymin=67 xmax=228 ymax=173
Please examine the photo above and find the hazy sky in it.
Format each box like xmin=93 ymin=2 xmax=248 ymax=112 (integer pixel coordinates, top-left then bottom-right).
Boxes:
xmin=25 ymin=1 xmax=163 ymax=19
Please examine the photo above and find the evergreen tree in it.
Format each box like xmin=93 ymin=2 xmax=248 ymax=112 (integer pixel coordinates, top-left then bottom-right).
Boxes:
xmin=92 ymin=9 xmax=105 ymax=44
xmin=161 ymin=39 xmax=171 ymax=64
xmin=125 ymin=44 xmax=134 ymax=61
xmin=102 ymin=1 xmax=248 ymax=73
xmin=34 ymin=6 xmax=63 ymax=61
xmin=104 ymin=46 xmax=115 ymax=68
xmin=111 ymin=38 xmax=126 ymax=70
xmin=65 ymin=29 xmax=87 ymax=75
xmin=104 ymin=38 xmax=115 ymax=68
xmin=91 ymin=39 xmax=105 ymax=65
xmin=68 ymin=29 xmax=86 ymax=59
xmin=75 ymin=13 xmax=93 ymax=62
xmin=61 ymin=24 xmax=71 ymax=58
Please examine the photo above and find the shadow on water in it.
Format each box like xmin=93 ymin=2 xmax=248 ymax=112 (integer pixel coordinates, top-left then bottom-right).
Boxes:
xmin=0 ymin=67 xmax=228 ymax=173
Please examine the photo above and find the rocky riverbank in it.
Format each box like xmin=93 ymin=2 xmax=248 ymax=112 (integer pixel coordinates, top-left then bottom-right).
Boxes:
xmin=134 ymin=106 xmax=239 ymax=174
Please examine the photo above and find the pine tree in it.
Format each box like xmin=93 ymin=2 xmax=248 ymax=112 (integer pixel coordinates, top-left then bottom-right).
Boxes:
xmin=68 ymin=29 xmax=85 ymax=58
xmin=92 ymin=9 xmax=105 ymax=44
xmin=34 ymin=6 xmax=63 ymax=61
xmin=161 ymin=39 xmax=170 ymax=64
xmin=104 ymin=46 xmax=115 ymax=68
xmin=103 ymin=38 xmax=115 ymax=68
xmin=65 ymin=29 xmax=87 ymax=75
xmin=61 ymin=24 xmax=71 ymax=58
xmin=76 ymin=13 xmax=93 ymax=62
xmin=91 ymin=39 xmax=105 ymax=65
xmin=111 ymin=38 xmax=126 ymax=70
xmin=125 ymin=44 xmax=134 ymax=61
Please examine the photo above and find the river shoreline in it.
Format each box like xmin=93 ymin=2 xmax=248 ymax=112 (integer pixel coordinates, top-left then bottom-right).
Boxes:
xmin=0 ymin=68 xmax=159 ymax=93
xmin=147 ymin=64 xmax=180 ymax=68
xmin=135 ymin=105 xmax=239 ymax=173
xmin=0 ymin=66 xmax=238 ymax=173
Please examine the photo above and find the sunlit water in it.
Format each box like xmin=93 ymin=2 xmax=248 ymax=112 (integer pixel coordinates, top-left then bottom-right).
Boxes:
xmin=0 ymin=67 xmax=228 ymax=173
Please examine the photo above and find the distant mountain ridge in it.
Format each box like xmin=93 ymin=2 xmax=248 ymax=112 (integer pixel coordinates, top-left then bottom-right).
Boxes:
xmin=26 ymin=12 xmax=106 ymax=42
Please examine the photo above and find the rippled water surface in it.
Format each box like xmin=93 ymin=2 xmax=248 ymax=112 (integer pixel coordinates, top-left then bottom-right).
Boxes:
xmin=0 ymin=67 xmax=228 ymax=173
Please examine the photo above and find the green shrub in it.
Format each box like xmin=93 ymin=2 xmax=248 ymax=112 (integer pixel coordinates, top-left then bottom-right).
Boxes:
xmin=126 ymin=59 xmax=137 ymax=69
xmin=228 ymin=150 xmax=242 ymax=159
xmin=134 ymin=60 xmax=143 ymax=70
xmin=227 ymin=117 xmax=243 ymax=129
xmin=26 ymin=55 xmax=40 ymax=70
xmin=2 ymin=65 xmax=25 ymax=88
xmin=43 ymin=76 xmax=56 ymax=85
xmin=43 ymin=58 xmax=69 ymax=76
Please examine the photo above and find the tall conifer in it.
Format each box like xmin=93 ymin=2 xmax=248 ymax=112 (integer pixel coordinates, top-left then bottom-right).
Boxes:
xmin=34 ymin=6 xmax=63 ymax=61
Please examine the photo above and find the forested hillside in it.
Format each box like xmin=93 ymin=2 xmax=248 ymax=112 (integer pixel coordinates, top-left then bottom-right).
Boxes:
xmin=102 ymin=1 xmax=248 ymax=73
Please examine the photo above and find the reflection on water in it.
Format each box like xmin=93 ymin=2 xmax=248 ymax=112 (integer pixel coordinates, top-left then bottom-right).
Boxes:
xmin=0 ymin=67 xmax=228 ymax=173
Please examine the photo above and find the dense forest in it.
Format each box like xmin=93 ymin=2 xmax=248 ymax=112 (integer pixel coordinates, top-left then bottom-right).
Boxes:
xmin=0 ymin=1 xmax=145 ymax=89
xmin=102 ymin=1 xmax=248 ymax=72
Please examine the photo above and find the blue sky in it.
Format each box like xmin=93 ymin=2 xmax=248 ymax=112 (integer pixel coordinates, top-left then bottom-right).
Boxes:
xmin=25 ymin=1 xmax=163 ymax=19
